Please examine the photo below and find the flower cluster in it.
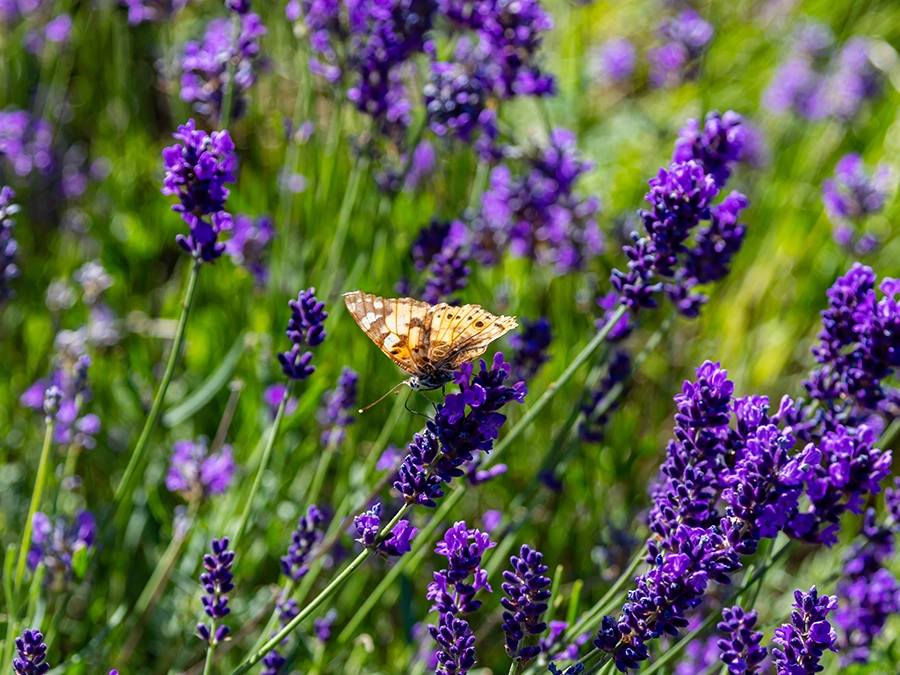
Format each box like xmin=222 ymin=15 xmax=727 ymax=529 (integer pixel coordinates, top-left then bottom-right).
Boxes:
xmin=610 ymin=112 xmax=749 ymax=319
xmin=717 ymin=606 xmax=767 ymax=674
xmin=771 ymin=586 xmax=838 ymax=675
xmin=822 ymin=154 xmax=890 ymax=253
xmin=353 ymin=502 xmax=418 ymax=556
xmin=318 ymin=367 xmax=359 ymax=447
xmin=197 ymin=537 xmax=235 ymax=645
xmin=804 ymin=263 xmax=900 ymax=422
xmin=500 ymin=545 xmax=552 ymax=662
xmin=394 ymin=353 xmax=527 ymax=508
xmin=161 ymin=120 xmax=238 ymax=262
xmin=226 ymin=213 xmax=275 ymax=286
xmin=180 ymin=11 xmax=267 ymax=123
xmin=21 ymin=354 xmax=101 ymax=450
xmin=0 ymin=108 xmax=53 ymax=177
xmin=280 ymin=504 xmax=325 ymax=581
xmin=834 ymin=509 xmax=900 ymax=664
xmin=1 ymin=186 xmax=19 ymax=304
xmin=764 ymin=24 xmax=880 ymax=122
xmin=277 ymin=287 xmax=327 ymax=380
xmin=474 ymin=128 xmax=603 ymax=273
xmin=27 ymin=511 xmax=97 ymax=592
xmin=595 ymin=38 xmax=636 ymax=84
xmin=165 ymin=438 xmax=237 ymax=500
xmin=13 ymin=629 xmax=49 ymax=675
xmin=649 ymin=10 xmax=713 ymax=88
xmin=397 ymin=220 xmax=472 ymax=304
xmin=427 ymin=522 xmax=495 ymax=675
xmin=509 ymin=317 xmax=552 ymax=383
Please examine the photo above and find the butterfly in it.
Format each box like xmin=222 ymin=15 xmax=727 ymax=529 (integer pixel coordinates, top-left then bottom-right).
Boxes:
xmin=343 ymin=291 xmax=518 ymax=393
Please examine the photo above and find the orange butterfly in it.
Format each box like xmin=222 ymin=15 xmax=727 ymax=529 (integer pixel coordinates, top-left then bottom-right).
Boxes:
xmin=343 ymin=291 xmax=518 ymax=394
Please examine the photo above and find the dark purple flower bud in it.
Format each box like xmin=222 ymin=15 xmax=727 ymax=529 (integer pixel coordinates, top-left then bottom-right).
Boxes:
xmin=427 ymin=521 xmax=495 ymax=617
xmin=280 ymin=505 xmax=325 ymax=581
xmin=314 ymin=609 xmax=337 ymax=643
xmin=279 ymin=287 xmax=327 ymax=380
xmin=428 ymin=615 xmax=477 ymax=675
xmin=197 ymin=537 xmax=235 ymax=645
xmin=421 ymin=222 xmax=472 ymax=305
xmin=226 ymin=0 xmax=250 ymax=13
xmin=772 ymin=586 xmax=838 ymax=675
xmin=500 ymin=544 xmax=552 ymax=662
xmin=0 ymin=185 xmax=20 ymax=304
xmin=822 ymin=154 xmax=889 ymax=253
xmin=13 ymin=629 xmax=49 ymax=675
xmin=717 ymin=606 xmax=767 ymax=674
xmin=318 ymin=367 xmax=359 ymax=447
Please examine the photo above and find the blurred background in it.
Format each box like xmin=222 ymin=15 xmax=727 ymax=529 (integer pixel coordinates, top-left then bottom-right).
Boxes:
xmin=0 ymin=0 xmax=898 ymax=673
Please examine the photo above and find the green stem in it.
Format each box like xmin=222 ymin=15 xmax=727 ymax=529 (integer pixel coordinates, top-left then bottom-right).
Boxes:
xmin=232 ymin=382 xmax=292 ymax=549
xmin=338 ymin=306 xmax=630 ymax=642
xmin=507 ymin=660 xmax=520 ymax=675
xmin=306 ymin=441 xmax=336 ymax=509
xmin=2 ymin=544 xmax=18 ymax=675
xmin=321 ymin=159 xmax=366 ymax=299
xmin=203 ymin=621 xmax=217 ymax=675
xmin=15 ymin=416 xmax=56 ymax=595
xmin=114 ymin=260 xmax=202 ymax=514
xmin=230 ymin=505 xmax=409 ymax=675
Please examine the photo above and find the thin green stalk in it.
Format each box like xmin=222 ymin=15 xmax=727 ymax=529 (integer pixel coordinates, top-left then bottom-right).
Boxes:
xmin=232 ymin=382 xmax=292 ymax=549
xmin=15 ymin=416 xmax=56 ymax=595
xmin=230 ymin=506 xmax=409 ymax=675
xmin=321 ymin=159 xmax=366 ymax=299
xmin=114 ymin=260 xmax=202 ymax=514
xmin=338 ymin=306 xmax=629 ymax=642
xmin=203 ymin=622 xmax=218 ymax=675
xmin=2 ymin=544 xmax=18 ymax=675
xmin=507 ymin=660 xmax=520 ymax=675
xmin=306 ymin=441 xmax=337 ymax=509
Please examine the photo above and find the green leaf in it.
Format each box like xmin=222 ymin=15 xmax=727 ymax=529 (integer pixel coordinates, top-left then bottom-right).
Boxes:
xmin=162 ymin=333 xmax=246 ymax=428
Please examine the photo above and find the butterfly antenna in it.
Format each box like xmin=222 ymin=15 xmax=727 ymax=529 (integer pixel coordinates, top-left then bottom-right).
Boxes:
xmin=358 ymin=380 xmax=409 ymax=414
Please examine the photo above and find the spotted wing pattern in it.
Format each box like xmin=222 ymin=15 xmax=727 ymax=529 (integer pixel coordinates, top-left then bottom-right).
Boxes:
xmin=343 ymin=291 xmax=431 ymax=375
xmin=343 ymin=291 xmax=518 ymax=376
xmin=425 ymin=302 xmax=518 ymax=369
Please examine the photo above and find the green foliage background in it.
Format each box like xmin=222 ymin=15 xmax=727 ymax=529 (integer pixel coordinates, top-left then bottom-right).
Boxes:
xmin=0 ymin=0 xmax=899 ymax=673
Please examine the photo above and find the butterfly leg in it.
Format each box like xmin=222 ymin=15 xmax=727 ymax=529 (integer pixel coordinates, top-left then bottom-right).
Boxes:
xmin=406 ymin=389 xmax=436 ymax=420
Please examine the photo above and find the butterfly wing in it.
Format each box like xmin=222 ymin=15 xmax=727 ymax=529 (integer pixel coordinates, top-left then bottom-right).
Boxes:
xmin=426 ymin=302 xmax=518 ymax=369
xmin=343 ymin=291 xmax=430 ymax=375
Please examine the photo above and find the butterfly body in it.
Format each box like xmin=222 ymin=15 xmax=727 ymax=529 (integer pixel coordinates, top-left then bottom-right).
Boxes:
xmin=343 ymin=291 xmax=517 ymax=391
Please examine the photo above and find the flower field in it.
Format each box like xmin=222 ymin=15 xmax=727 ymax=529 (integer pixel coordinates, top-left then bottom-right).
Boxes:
xmin=0 ymin=0 xmax=899 ymax=674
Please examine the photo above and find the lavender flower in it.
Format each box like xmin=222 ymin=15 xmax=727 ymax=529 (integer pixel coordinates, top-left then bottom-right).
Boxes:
xmin=314 ymin=610 xmax=337 ymax=643
xmin=822 ymin=154 xmax=889 ymax=252
xmin=280 ymin=505 xmax=325 ymax=580
xmin=394 ymin=353 xmax=526 ymax=508
xmin=1 ymin=186 xmax=19 ymax=304
xmin=180 ymin=13 xmax=267 ymax=122
xmin=165 ymin=438 xmax=237 ymax=499
xmin=672 ymin=111 xmax=746 ymax=188
xmin=427 ymin=522 xmax=495 ymax=675
xmin=596 ymin=38 xmax=636 ymax=83
xmin=43 ymin=385 xmax=62 ymax=419
xmin=509 ymin=318 xmax=552 ymax=383
xmin=120 ymin=0 xmax=191 ymax=25
xmin=226 ymin=214 xmax=275 ymax=285
xmin=771 ymin=586 xmax=838 ymax=675
xmin=421 ymin=221 xmax=472 ymax=304
xmin=0 ymin=108 xmax=54 ymax=176
xmin=197 ymin=537 xmax=235 ymax=645
xmin=717 ymin=606 xmax=767 ymax=674
xmin=263 ymin=384 xmax=298 ymax=419
xmin=804 ymin=263 xmax=900 ymax=419
xmin=834 ymin=510 xmax=900 ymax=664
xmin=649 ymin=10 xmax=713 ymax=87
xmin=161 ymin=120 xmax=238 ymax=262
xmin=318 ymin=367 xmax=359 ymax=447
xmin=475 ymin=129 xmax=603 ymax=273
xmin=13 ymin=629 xmax=49 ymax=675
xmin=73 ymin=260 xmax=114 ymax=304
xmin=278 ymin=287 xmax=327 ymax=380
xmin=501 ymin=545 xmax=552 ymax=662
xmin=353 ymin=502 xmax=418 ymax=556
xmin=425 ymin=56 xmax=494 ymax=142
xmin=27 ymin=511 xmax=97 ymax=591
